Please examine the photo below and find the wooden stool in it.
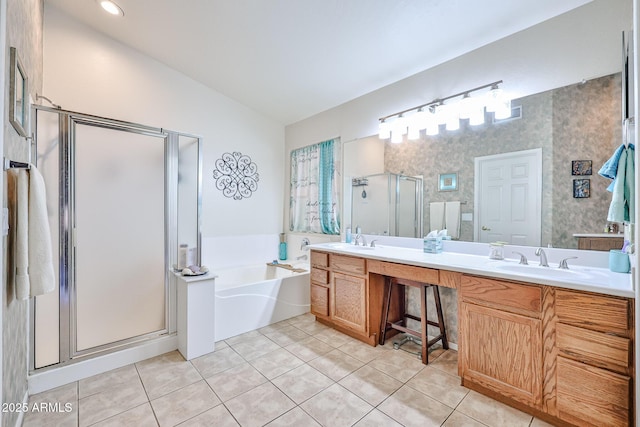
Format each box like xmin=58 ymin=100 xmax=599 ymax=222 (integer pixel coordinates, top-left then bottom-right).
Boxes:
xmin=379 ymin=277 xmax=448 ymax=364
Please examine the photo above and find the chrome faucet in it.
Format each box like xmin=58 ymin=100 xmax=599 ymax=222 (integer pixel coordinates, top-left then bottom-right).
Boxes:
xmin=300 ymin=237 xmax=310 ymax=250
xmin=558 ymin=256 xmax=578 ymax=269
xmin=512 ymin=251 xmax=528 ymax=265
xmin=535 ymin=248 xmax=549 ymax=267
xmin=354 ymin=234 xmax=367 ymax=246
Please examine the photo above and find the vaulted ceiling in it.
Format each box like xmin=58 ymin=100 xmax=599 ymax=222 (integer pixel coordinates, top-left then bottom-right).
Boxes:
xmin=45 ymin=0 xmax=593 ymax=125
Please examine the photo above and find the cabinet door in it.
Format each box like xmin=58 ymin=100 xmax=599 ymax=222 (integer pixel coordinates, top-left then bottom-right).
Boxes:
xmin=556 ymin=356 xmax=630 ymax=427
xmin=310 ymin=283 xmax=329 ymax=318
xmin=461 ymin=302 xmax=542 ymax=408
xmin=331 ymin=272 xmax=367 ymax=333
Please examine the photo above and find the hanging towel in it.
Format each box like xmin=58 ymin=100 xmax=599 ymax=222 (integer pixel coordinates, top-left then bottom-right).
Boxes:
xmin=27 ymin=166 xmax=56 ymax=298
xmin=15 ymin=170 xmax=30 ymax=300
xmin=607 ymin=145 xmax=635 ymax=223
xmin=429 ymin=202 xmax=445 ymax=232
xmin=599 ymin=143 xmax=635 ymax=191
xmin=445 ymin=201 xmax=461 ymax=239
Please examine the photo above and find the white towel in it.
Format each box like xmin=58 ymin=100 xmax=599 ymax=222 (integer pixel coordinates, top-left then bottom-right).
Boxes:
xmin=429 ymin=202 xmax=445 ymax=232
xmin=15 ymin=170 xmax=30 ymax=300
xmin=445 ymin=201 xmax=461 ymax=239
xmin=28 ymin=167 xmax=55 ymax=298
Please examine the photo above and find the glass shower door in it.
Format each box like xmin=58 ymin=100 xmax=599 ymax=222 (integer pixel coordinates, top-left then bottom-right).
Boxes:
xmin=72 ymin=123 xmax=166 ymax=354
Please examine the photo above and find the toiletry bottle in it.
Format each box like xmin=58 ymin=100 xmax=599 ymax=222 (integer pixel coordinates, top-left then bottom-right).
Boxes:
xmin=178 ymin=244 xmax=188 ymax=270
xmin=345 ymin=226 xmax=352 ymax=244
xmin=279 ymin=233 xmax=287 ymax=260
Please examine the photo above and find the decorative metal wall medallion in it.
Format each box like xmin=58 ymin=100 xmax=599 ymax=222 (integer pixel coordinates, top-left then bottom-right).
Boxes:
xmin=212 ymin=152 xmax=259 ymax=200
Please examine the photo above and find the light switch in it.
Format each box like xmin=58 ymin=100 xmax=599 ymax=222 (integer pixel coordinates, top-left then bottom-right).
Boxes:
xmin=461 ymin=213 xmax=473 ymax=222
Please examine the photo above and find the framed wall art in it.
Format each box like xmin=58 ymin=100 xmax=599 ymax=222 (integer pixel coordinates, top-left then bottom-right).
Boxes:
xmin=9 ymin=47 xmax=28 ymax=137
xmin=571 ymin=160 xmax=592 ymax=176
xmin=573 ymin=179 xmax=590 ymax=198
xmin=438 ymin=172 xmax=457 ymax=192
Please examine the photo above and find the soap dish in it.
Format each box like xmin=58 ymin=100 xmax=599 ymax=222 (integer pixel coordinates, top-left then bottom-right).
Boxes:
xmin=181 ymin=265 xmax=209 ymax=276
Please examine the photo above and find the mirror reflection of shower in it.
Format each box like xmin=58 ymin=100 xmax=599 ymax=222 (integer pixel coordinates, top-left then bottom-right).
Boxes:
xmin=351 ymin=173 xmax=423 ymax=238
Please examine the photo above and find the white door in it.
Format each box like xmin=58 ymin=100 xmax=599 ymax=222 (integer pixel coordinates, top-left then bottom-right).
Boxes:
xmin=474 ymin=149 xmax=542 ymax=245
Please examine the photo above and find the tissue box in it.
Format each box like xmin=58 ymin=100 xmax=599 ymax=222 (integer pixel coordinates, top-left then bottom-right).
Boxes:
xmin=424 ymin=236 xmax=443 ymax=254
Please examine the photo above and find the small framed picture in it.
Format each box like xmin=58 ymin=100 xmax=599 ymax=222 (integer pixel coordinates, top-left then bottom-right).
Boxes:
xmin=573 ymin=179 xmax=590 ymax=198
xmin=571 ymin=160 xmax=592 ymax=176
xmin=438 ymin=172 xmax=457 ymax=191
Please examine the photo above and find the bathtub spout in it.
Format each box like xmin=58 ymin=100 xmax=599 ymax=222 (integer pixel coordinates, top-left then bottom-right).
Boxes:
xmin=296 ymin=254 xmax=308 ymax=260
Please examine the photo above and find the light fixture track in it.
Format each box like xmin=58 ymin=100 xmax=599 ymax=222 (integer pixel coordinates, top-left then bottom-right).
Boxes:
xmin=379 ymin=80 xmax=502 ymax=122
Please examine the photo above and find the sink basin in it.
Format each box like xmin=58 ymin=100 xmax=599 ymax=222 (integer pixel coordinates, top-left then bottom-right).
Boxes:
xmin=495 ymin=263 xmax=589 ymax=280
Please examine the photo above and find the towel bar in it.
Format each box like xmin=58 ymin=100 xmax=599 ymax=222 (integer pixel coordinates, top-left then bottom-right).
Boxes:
xmin=3 ymin=158 xmax=31 ymax=171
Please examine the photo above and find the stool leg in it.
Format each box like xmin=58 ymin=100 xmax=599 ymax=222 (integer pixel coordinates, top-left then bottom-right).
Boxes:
xmin=433 ymin=286 xmax=449 ymax=350
xmin=379 ymin=276 xmax=393 ymax=345
xmin=420 ymin=285 xmax=428 ymax=364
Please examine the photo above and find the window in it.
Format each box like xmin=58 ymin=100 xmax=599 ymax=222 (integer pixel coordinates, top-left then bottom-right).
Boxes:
xmin=289 ymin=138 xmax=341 ymax=234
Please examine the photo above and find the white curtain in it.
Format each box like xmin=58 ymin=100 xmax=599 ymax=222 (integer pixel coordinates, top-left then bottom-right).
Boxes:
xmin=290 ymin=138 xmax=341 ymax=234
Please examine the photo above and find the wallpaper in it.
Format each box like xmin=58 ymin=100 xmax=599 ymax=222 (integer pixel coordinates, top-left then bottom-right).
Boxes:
xmin=3 ymin=0 xmax=44 ymax=426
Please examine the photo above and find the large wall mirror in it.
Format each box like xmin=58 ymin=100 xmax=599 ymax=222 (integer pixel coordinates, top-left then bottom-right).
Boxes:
xmin=345 ymin=74 xmax=622 ymax=249
xmin=346 ymin=74 xmax=622 ymax=249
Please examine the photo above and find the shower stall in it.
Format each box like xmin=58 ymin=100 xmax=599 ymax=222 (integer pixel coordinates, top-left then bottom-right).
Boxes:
xmin=351 ymin=172 xmax=423 ymax=238
xmin=30 ymin=106 xmax=201 ymax=370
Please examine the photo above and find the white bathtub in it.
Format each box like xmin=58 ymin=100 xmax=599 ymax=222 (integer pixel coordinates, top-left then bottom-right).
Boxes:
xmin=214 ymin=263 xmax=310 ymax=341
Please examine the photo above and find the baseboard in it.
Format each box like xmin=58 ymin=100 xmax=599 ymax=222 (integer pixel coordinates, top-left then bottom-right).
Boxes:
xmin=28 ymin=335 xmax=178 ymax=395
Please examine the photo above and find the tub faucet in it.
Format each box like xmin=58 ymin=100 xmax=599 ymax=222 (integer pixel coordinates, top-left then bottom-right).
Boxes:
xmin=354 ymin=234 xmax=367 ymax=246
xmin=535 ymin=248 xmax=549 ymax=267
xmin=296 ymin=254 xmax=308 ymax=261
xmin=300 ymin=237 xmax=310 ymax=250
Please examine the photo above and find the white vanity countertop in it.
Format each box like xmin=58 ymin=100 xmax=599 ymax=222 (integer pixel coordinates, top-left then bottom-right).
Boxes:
xmin=573 ymin=233 xmax=624 ymax=238
xmin=310 ymin=242 xmax=634 ymax=298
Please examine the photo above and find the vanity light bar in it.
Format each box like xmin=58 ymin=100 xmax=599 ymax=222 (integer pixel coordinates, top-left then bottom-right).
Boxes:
xmin=379 ymin=80 xmax=511 ymax=141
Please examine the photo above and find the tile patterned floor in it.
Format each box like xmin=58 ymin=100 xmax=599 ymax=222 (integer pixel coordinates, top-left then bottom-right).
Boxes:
xmin=22 ymin=314 xmax=554 ymax=427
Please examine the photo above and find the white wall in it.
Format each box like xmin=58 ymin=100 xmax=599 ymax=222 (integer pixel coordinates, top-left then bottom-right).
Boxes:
xmin=43 ymin=5 xmax=285 ymax=237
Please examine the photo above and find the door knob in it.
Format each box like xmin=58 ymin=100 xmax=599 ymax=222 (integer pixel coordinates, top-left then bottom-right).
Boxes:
xmin=481 ymin=226 xmax=491 ymax=231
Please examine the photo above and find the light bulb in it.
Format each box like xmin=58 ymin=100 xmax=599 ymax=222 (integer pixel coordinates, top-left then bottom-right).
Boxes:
xmin=485 ymin=85 xmax=503 ymax=113
xmin=494 ymin=99 xmax=512 ymax=120
xmin=98 ymin=0 xmax=124 ymax=16
xmin=425 ymin=107 xmax=439 ymax=135
xmin=378 ymin=120 xmax=391 ymax=139
xmin=435 ymin=103 xmax=448 ymax=125
xmin=468 ymin=105 xmax=485 ymax=126
xmin=390 ymin=129 xmax=403 ymax=144
xmin=445 ymin=104 xmax=460 ymax=131
xmin=458 ymin=94 xmax=474 ymax=119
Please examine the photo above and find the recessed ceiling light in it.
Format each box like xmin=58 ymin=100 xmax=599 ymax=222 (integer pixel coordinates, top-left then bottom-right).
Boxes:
xmin=97 ymin=0 xmax=124 ymax=17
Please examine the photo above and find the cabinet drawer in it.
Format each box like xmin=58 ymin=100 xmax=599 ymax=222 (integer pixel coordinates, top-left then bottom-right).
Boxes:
xmin=330 ymin=254 xmax=366 ymax=275
xmin=556 ymin=289 xmax=630 ymax=335
xmin=311 ymin=251 xmax=329 ymax=268
xmin=461 ymin=275 xmax=541 ymax=315
xmin=557 ymin=357 xmax=630 ymax=427
xmin=310 ymin=267 xmax=329 ymax=285
xmin=367 ymin=260 xmax=439 ymax=284
xmin=310 ymin=283 xmax=329 ymax=317
xmin=556 ymin=323 xmax=631 ymax=375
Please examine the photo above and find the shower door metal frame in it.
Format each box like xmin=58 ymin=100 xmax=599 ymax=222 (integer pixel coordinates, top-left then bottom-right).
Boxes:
xmin=30 ymin=105 xmax=202 ymax=370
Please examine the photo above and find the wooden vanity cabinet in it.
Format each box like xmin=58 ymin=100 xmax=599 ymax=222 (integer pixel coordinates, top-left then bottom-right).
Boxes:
xmin=310 ymin=250 xmax=372 ymax=342
xmin=310 ymin=251 xmax=330 ymax=319
xmin=460 ymin=276 xmax=634 ymax=427
xmin=553 ymin=289 xmax=633 ymax=427
xmin=459 ymin=275 xmax=543 ymax=409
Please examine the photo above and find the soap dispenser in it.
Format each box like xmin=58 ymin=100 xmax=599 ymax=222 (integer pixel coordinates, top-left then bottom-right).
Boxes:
xmin=279 ymin=233 xmax=287 ymax=260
